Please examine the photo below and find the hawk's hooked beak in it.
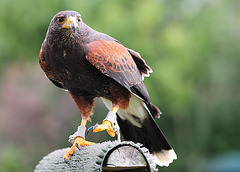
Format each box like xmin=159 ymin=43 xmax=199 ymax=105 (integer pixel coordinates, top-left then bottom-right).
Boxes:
xmin=62 ymin=16 xmax=79 ymax=32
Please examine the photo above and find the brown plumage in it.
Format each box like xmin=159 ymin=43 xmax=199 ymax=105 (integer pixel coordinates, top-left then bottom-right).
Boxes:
xmin=39 ymin=10 xmax=176 ymax=166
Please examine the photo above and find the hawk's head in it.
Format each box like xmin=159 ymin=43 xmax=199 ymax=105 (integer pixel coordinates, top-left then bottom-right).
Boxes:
xmin=48 ymin=11 xmax=84 ymax=42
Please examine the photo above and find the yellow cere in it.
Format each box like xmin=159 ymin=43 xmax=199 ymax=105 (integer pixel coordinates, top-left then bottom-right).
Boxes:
xmin=62 ymin=16 xmax=79 ymax=29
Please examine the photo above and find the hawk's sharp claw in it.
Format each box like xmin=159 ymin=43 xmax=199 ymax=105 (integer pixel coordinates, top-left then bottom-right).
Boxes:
xmin=63 ymin=137 xmax=95 ymax=161
xmin=86 ymin=110 xmax=121 ymax=141
xmin=64 ymin=158 xmax=69 ymax=163
xmin=87 ymin=123 xmax=98 ymax=135
xmin=75 ymin=142 xmax=81 ymax=150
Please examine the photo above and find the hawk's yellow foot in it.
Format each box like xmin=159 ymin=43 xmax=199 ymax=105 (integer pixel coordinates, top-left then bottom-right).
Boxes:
xmin=63 ymin=137 xmax=94 ymax=161
xmin=87 ymin=108 xmax=121 ymax=141
xmin=93 ymin=120 xmax=116 ymax=137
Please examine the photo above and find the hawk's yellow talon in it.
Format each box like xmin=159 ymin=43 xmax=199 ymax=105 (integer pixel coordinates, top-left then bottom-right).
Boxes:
xmin=93 ymin=120 xmax=115 ymax=137
xmin=75 ymin=137 xmax=95 ymax=147
xmin=63 ymin=137 xmax=94 ymax=161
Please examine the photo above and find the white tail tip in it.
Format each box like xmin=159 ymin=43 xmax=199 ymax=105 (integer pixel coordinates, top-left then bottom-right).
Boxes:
xmin=152 ymin=149 xmax=177 ymax=167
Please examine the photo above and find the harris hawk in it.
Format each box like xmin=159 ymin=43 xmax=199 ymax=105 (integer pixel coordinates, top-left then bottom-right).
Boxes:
xmin=39 ymin=10 xmax=177 ymax=167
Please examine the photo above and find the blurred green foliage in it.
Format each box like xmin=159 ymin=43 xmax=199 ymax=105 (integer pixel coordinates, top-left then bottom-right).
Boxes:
xmin=0 ymin=0 xmax=240 ymax=171
xmin=0 ymin=146 xmax=27 ymax=172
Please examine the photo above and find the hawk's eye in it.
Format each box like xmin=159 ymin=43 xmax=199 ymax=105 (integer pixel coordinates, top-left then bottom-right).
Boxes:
xmin=77 ymin=17 xmax=81 ymax=23
xmin=57 ymin=17 xmax=65 ymax=24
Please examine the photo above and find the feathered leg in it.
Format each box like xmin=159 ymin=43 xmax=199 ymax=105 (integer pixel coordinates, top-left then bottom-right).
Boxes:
xmin=63 ymin=92 xmax=95 ymax=161
xmin=88 ymin=83 xmax=130 ymax=141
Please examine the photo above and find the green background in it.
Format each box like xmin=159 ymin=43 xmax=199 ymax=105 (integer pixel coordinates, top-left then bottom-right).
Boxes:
xmin=0 ymin=0 xmax=239 ymax=171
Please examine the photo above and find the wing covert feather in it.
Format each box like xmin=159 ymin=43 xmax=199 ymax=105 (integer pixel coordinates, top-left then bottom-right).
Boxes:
xmin=86 ymin=40 xmax=142 ymax=88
